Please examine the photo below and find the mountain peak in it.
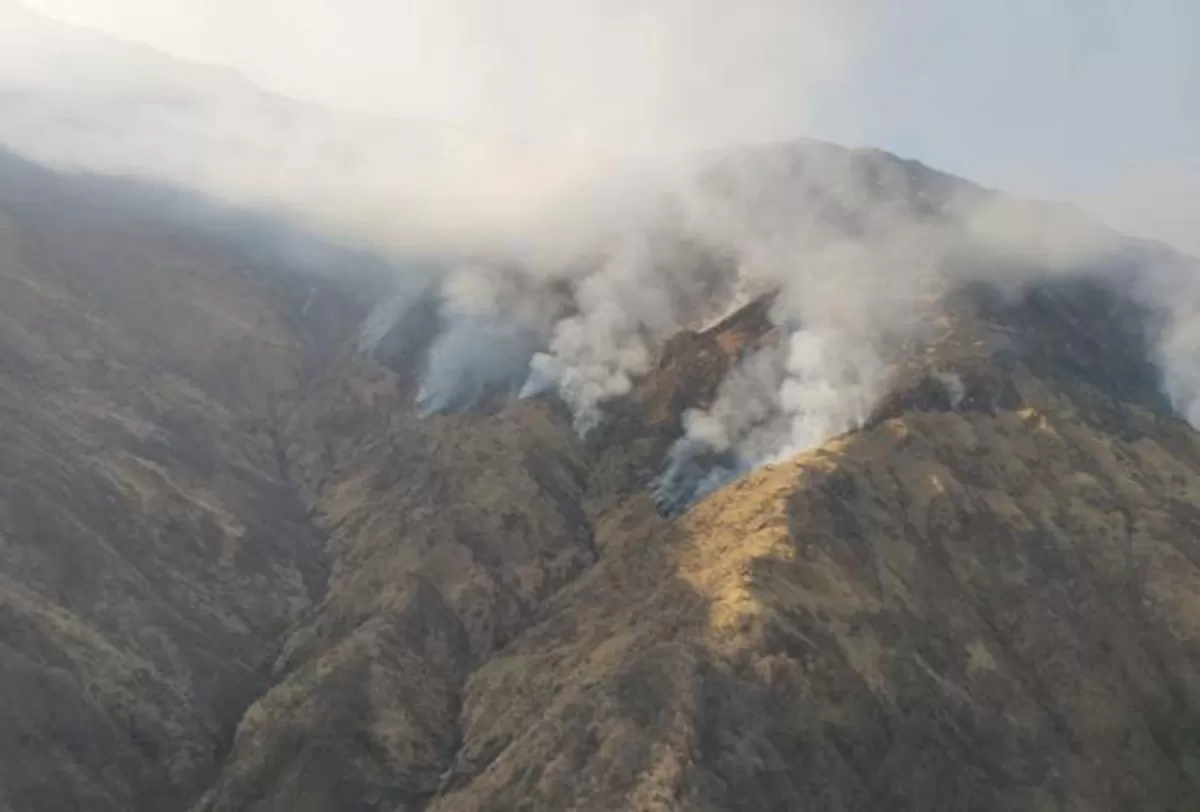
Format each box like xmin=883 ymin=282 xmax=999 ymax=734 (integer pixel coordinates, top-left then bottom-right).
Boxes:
xmin=5 ymin=89 xmax=1200 ymax=811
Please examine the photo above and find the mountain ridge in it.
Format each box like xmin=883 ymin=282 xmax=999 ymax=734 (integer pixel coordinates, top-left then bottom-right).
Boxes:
xmin=5 ymin=126 xmax=1200 ymax=812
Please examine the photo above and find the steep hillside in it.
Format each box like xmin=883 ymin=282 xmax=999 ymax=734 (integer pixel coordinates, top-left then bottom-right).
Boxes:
xmin=7 ymin=139 xmax=1200 ymax=812
xmin=198 ymin=255 xmax=1200 ymax=811
xmin=189 ymin=290 xmax=771 ymax=812
xmin=0 ymin=151 xmax=364 ymax=810
xmin=428 ymin=281 xmax=1200 ymax=812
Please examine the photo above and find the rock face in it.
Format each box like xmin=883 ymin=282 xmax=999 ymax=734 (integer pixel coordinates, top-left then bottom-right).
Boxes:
xmin=7 ymin=142 xmax=1200 ymax=812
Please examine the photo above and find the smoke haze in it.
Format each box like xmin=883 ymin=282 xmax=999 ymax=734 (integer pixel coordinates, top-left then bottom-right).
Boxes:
xmin=3 ymin=0 xmax=1200 ymax=512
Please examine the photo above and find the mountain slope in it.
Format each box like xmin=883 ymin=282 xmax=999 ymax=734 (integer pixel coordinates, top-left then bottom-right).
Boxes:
xmin=6 ymin=136 xmax=1200 ymax=812
xmin=432 ymin=334 xmax=1200 ymax=811
xmin=195 ymin=250 xmax=1200 ymax=811
xmin=0 ymin=150 xmax=364 ymax=810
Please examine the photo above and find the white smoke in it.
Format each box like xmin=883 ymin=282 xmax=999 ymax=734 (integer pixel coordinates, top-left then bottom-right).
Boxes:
xmin=1130 ymin=248 xmax=1200 ymax=426
xmin=522 ymin=212 xmax=737 ymax=432
xmin=629 ymin=146 xmax=966 ymax=514
xmin=524 ymin=144 xmax=961 ymax=441
xmin=777 ymin=328 xmax=885 ymax=457
xmin=6 ymin=0 xmax=1200 ymax=504
xmin=653 ymin=327 xmax=885 ymax=515
xmin=683 ymin=342 xmax=789 ymax=456
xmin=524 ymin=235 xmax=665 ymax=432
xmin=643 ymin=146 xmax=1200 ymax=515
xmin=1160 ymin=312 xmax=1200 ymax=426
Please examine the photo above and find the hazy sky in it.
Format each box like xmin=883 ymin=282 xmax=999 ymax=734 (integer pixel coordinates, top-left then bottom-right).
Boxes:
xmin=12 ymin=0 xmax=1200 ymax=251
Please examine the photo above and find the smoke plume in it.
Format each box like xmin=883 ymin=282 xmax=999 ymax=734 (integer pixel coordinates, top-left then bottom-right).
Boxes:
xmin=4 ymin=1 xmax=1200 ymax=514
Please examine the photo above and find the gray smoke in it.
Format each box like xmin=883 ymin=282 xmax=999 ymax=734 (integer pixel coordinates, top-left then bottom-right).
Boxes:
xmin=359 ymin=295 xmax=420 ymax=354
xmin=360 ymin=262 xmax=570 ymax=414
xmin=6 ymin=0 xmax=1200 ymax=509
xmin=934 ymin=371 xmax=967 ymax=410
xmin=417 ymin=315 xmax=541 ymax=415
xmin=651 ymin=437 xmax=750 ymax=518
xmin=417 ymin=264 xmax=566 ymax=414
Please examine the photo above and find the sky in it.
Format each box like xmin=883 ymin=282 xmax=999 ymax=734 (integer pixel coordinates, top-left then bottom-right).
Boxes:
xmin=10 ymin=0 xmax=1200 ymax=253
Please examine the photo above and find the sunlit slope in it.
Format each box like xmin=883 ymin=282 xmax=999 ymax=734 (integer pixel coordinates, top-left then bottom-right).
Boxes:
xmin=431 ymin=365 xmax=1200 ymax=811
xmin=7 ymin=132 xmax=1200 ymax=812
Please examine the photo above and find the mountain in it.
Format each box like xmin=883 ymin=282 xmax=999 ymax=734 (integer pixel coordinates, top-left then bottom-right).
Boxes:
xmin=6 ymin=132 xmax=1200 ymax=812
xmin=5 ymin=16 xmax=1200 ymax=806
xmin=0 ymin=147 xmax=370 ymax=809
